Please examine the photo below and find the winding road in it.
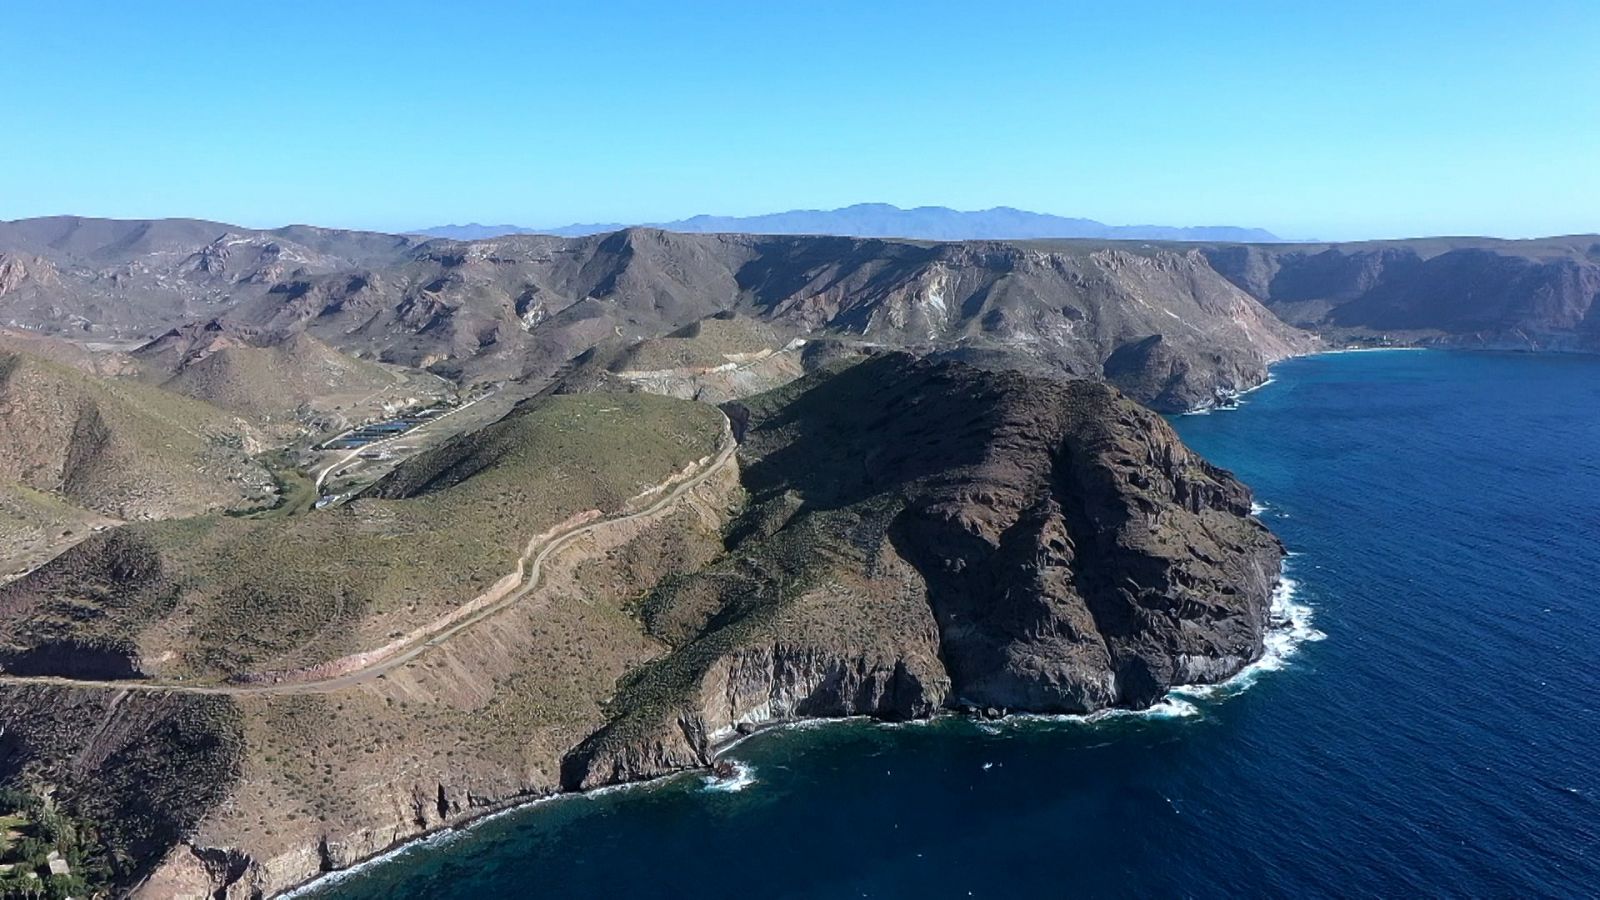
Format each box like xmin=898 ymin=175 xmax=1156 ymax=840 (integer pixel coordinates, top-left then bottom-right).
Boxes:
xmin=0 ymin=423 xmax=737 ymax=697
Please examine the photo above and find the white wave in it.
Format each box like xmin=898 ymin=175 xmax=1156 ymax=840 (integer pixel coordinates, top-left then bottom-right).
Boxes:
xmin=1239 ymin=375 xmax=1276 ymax=397
xmin=1171 ymin=575 xmax=1324 ymax=703
xmin=879 ymin=717 xmax=938 ymax=729
xmin=282 ymin=775 xmax=675 ymax=896
xmin=1250 ymin=501 xmax=1268 ymax=516
xmin=1088 ymin=695 xmax=1202 ymax=722
xmin=1317 ymin=346 xmax=1429 ymax=355
xmin=702 ymin=761 xmax=758 ymax=793
xmin=979 ymin=568 xmax=1318 ymax=732
xmin=1181 ymin=375 xmax=1278 ymax=417
xmin=278 ymin=819 xmax=471 ymax=898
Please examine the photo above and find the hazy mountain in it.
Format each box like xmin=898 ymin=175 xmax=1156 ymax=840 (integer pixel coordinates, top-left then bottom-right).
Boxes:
xmin=410 ymin=223 xmax=552 ymax=240
xmin=414 ymin=204 xmax=1282 ymax=242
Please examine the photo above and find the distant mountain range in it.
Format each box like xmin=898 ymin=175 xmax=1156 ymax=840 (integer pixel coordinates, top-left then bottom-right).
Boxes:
xmin=413 ymin=203 xmax=1284 ymax=243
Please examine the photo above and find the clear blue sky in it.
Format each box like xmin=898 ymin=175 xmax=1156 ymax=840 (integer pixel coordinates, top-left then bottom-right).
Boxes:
xmin=3 ymin=0 xmax=1597 ymax=240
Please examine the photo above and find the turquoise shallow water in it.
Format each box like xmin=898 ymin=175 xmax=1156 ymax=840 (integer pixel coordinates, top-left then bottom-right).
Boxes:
xmin=308 ymin=350 xmax=1600 ymax=899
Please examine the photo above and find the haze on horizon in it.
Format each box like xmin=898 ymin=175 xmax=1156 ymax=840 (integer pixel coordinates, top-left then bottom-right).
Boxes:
xmin=3 ymin=0 xmax=1597 ymax=242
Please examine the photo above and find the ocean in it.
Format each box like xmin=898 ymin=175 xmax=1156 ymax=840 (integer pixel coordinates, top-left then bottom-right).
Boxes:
xmin=308 ymin=349 xmax=1600 ymax=898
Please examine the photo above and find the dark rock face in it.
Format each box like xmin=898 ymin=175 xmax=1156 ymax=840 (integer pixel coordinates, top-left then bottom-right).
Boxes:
xmin=0 ymin=685 xmax=244 ymax=888
xmin=772 ymin=354 xmax=1280 ymax=712
xmin=563 ymin=354 xmax=1283 ymax=787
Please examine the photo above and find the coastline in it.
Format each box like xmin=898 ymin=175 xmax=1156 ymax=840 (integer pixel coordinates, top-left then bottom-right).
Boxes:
xmin=1187 ymin=344 xmax=1433 ymax=416
xmin=275 ymin=566 xmax=1317 ymax=899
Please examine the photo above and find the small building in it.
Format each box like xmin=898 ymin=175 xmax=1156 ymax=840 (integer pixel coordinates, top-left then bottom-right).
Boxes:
xmin=45 ymin=850 xmax=70 ymax=877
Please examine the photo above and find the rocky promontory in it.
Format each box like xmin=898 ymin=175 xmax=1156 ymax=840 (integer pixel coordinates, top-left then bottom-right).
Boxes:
xmin=563 ymin=352 xmax=1282 ymax=787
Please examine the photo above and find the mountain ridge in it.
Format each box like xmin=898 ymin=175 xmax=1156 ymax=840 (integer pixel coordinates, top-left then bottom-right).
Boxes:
xmin=5 ymin=214 xmax=1599 ymax=416
xmin=414 ymin=203 xmax=1284 ymax=243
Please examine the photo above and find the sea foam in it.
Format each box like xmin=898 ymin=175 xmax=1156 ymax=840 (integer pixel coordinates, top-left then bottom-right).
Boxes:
xmin=702 ymin=762 xmax=758 ymax=793
xmin=985 ymin=570 xmax=1319 ymax=731
xmin=1170 ymin=574 xmax=1324 ymax=703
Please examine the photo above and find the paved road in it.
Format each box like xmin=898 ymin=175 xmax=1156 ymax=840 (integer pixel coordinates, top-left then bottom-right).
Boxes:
xmin=0 ymin=423 xmax=736 ymax=697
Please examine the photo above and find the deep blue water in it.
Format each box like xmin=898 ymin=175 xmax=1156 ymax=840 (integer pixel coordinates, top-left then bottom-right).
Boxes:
xmin=310 ymin=350 xmax=1600 ymax=899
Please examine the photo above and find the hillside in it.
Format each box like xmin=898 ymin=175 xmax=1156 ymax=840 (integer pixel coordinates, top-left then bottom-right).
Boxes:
xmin=1202 ymin=236 xmax=1600 ymax=349
xmin=0 ymin=216 xmax=418 ymax=339
xmin=554 ymin=312 xmax=825 ymax=403
xmin=220 ymin=228 xmax=1311 ymax=411
xmin=0 ymin=217 xmax=1311 ymax=411
xmin=131 ymin=321 xmax=451 ymax=430
xmin=9 ymin=215 xmax=1600 ymax=417
xmin=0 ymin=390 xmax=737 ymax=894
xmin=0 ymin=349 xmax=270 ymax=521
xmin=0 ymin=355 xmax=1281 ymax=896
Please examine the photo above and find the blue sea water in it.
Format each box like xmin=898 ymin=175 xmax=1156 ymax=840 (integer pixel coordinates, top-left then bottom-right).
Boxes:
xmin=310 ymin=350 xmax=1600 ymax=899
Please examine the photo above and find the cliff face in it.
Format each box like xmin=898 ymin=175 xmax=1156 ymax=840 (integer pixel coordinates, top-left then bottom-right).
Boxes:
xmin=1203 ymin=237 xmax=1600 ymax=350
xmin=562 ymin=353 xmax=1282 ymax=788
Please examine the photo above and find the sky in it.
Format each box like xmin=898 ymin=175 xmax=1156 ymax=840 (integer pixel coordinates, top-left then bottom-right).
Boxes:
xmin=3 ymin=0 xmax=1597 ymax=240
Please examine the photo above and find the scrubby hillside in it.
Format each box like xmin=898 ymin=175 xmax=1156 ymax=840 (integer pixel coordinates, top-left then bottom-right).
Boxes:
xmin=554 ymin=312 xmax=833 ymax=403
xmin=0 ymin=390 xmax=736 ymax=894
xmin=132 ymin=320 xmax=450 ymax=429
xmin=0 ymin=349 xmax=270 ymax=520
xmin=0 ymin=392 xmax=729 ymax=682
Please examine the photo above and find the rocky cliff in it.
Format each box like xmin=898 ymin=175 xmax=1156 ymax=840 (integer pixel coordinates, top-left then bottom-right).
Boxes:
xmin=562 ymin=353 xmax=1282 ymax=787
xmin=1203 ymin=236 xmax=1600 ymax=350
